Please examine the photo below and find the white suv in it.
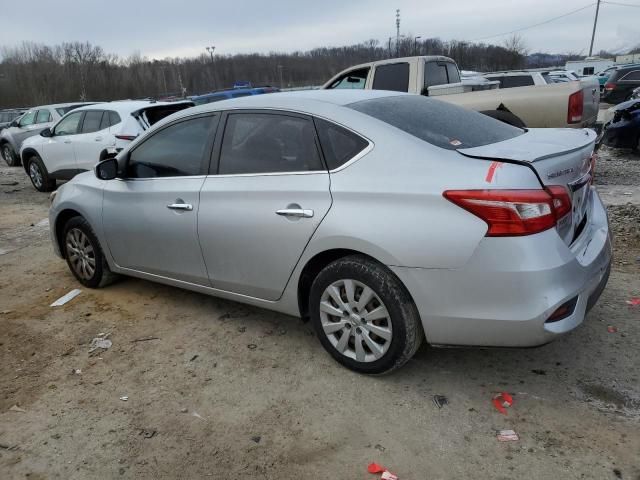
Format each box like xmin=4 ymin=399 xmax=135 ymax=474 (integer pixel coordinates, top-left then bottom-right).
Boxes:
xmin=20 ymin=100 xmax=194 ymax=191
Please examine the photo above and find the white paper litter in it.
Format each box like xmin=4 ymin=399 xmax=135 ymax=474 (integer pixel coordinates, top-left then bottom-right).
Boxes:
xmin=89 ymin=335 xmax=112 ymax=353
xmin=119 ymin=396 xmax=128 ymax=401
xmin=50 ymin=289 xmax=81 ymax=307
xmin=9 ymin=405 xmax=26 ymax=413
xmin=497 ymin=429 xmax=519 ymax=442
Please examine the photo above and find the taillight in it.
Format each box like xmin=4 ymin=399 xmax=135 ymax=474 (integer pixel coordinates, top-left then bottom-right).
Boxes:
xmin=443 ymin=188 xmax=572 ymax=237
xmin=604 ymin=82 xmax=615 ymax=91
xmin=115 ymin=134 xmax=137 ymax=141
xmin=567 ymin=90 xmax=583 ymax=124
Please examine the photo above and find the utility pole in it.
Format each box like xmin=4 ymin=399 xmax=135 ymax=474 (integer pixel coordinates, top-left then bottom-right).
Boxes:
xmin=205 ymin=46 xmax=217 ymax=90
xmin=414 ymin=36 xmax=421 ymax=55
xmin=277 ymin=65 xmax=284 ymax=89
xmin=395 ymin=9 xmax=401 ymax=57
xmin=388 ymin=37 xmax=393 ymax=56
xmin=588 ymin=0 xmax=601 ymax=57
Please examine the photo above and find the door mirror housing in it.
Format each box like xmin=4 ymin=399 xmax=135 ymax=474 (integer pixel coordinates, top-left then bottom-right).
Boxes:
xmin=95 ymin=157 xmax=119 ymax=180
xmin=40 ymin=127 xmax=52 ymax=138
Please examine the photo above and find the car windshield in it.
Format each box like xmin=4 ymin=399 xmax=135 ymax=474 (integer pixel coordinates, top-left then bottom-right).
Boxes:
xmin=348 ymin=95 xmax=525 ymax=150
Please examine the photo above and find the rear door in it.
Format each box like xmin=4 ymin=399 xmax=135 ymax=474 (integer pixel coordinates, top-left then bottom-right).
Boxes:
xmin=74 ymin=110 xmax=113 ymax=171
xmin=198 ymin=110 xmax=332 ymax=300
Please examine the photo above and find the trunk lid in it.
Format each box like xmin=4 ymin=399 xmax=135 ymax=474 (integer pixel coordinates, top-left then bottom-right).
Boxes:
xmin=458 ymin=128 xmax=597 ymax=245
xmin=131 ymin=101 xmax=195 ymax=132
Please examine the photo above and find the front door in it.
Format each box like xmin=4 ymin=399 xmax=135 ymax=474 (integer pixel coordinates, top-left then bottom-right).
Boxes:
xmin=102 ymin=114 xmax=218 ymax=285
xmin=44 ymin=111 xmax=84 ymax=176
xmin=198 ymin=111 xmax=332 ymax=300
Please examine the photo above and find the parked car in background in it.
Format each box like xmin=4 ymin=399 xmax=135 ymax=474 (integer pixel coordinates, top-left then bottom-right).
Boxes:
xmin=632 ymin=86 xmax=640 ymax=100
xmin=21 ymin=100 xmax=194 ymax=191
xmin=545 ymin=70 xmax=579 ymax=83
xmin=1 ymin=103 xmax=91 ymax=166
xmin=601 ymin=99 xmax=640 ymax=150
xmin=603 ymin=64 xmax=640 ymax=104
xmin=0 ymin=108 xmax=27 ymax=132
xmin=190 ymin=86 xmax=279 ymax=105
xmin=49 ymin=90 xmax=610 ymax=374
xmin=323 ymin=57 xmax=600 ymax=129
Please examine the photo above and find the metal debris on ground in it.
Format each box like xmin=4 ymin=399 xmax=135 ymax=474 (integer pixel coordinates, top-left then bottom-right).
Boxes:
xmin=119 ymin=396 xmax=129 ymax=401
xmin=531 ymin=369 xmax=547 ymax=375
xmin=8 ymin=405 xmax=26 ymax=413
xmin=367 ymin=463 xmax=399 ymax=480
xmin=247 ymin=344 xmax=257 ymax=350
xmin=89 ymin=333 xmax=112 ymax=353
xmin=492 ymin=392 xmax=514 ymax=415
xmin=251 ymin=436 xmax=261 ymax=443
xmin=496 ymin=429 xmax=519 ymax=442
xmin=71 ymin=369 xmax=82 ymax=375
xmin=139 ymin=429 xmax=157 ymax=439
xmin=131 ymin=336 xmax=160 ymax=343
xmin=190 ymin=355 xmax=199 ymax=362
xmin=50 ymin=289 xmax=82 ymax=307
xmin=432 ymin=395 xmax=449 ymax=408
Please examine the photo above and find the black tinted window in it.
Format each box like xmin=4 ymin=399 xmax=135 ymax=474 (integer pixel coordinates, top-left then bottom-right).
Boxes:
xmin=424 ymin=62 xmax=449 ymax=88
xmin=231 ymin=92 xmax=251 ymax=98
xmin=349 ymin=95 xmax=524 ymax=150
xmin=372 ymin=63 xmax=410 ymax=92
xmin=219 ymin=113 xmax=323 ymax=174
xmin=328 ymin=68 xmax=369 ymax=89
xmin=109 ymin=111 xmax=121 ymax=126
xmin=81 ymin=111 xmax=104 ymax=133
xmin=622 ymin=70 xmax=640 ymax=81
xmin=315 ymin=118 xmax=369 ymax=170
xmin=127 ymin=116 xmax=212 ymax=178
xmin=502 ymin=76 xmax=534 ymax=88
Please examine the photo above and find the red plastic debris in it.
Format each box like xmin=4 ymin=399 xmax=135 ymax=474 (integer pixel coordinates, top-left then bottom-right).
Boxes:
xmin=626 ymin=298 xmax=640 ymax=307
xmin=492 ymin=392 xmax=514 ymax=415
xmin=607 ymin=325 xmax=618 ymax=333
xmin=368 ymin=463 xmax=398 ymax=480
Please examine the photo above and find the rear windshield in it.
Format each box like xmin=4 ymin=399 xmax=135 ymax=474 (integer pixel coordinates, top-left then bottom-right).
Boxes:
xmin=348 ymin=95 xmax=524 ymax=150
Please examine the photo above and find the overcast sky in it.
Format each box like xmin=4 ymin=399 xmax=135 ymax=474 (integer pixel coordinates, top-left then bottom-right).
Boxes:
xmin=1 ymin=0 xmax=638 ymax=59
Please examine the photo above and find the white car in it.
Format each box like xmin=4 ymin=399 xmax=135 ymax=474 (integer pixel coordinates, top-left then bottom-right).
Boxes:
xmin=20 ymin=100 xmax=194 ymax=191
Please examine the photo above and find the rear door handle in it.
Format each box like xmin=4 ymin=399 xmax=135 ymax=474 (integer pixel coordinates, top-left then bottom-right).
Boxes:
xmin=167 ymin=203 xmax=193 ymax=211
xmin=94 ymin=137 xmax=103 ymax=142
xmin=276 ymin=208 xmax=314 ymax=218
xmin=64 ymin=139 xmax=72 ymax=144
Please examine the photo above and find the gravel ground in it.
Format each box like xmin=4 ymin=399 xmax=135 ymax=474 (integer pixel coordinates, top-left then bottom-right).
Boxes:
xmin=0 ymin=150 xmax=639 ymax=480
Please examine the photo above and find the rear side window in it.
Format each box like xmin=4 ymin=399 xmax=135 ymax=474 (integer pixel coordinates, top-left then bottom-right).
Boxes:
xmin=35 ymin=110 xmax=52 ymax=123
xmin=127 ymin=116 xmax=213 ymax=178
xmin=218 ymin=113 xmax=323 ymax=174
xmin=348 ymin=95 xmax=524 ymax=150
xmin=621 ymin=70 xmax=640 ymax=81
xmin=501 ymin=76 xmax=534 ymax=88
xmin=314 ymin=118 xmax=369 ymax=170
xmin=328 ymin=67 xmax=370 ymax=89
xmin=446 ymin=63 xmax=461 ymax=83
xmin=424 ymin=62 xmax=449 ymax=88
xmin=372 ymin=63 xmax=410 ymax=92
xmin=109 ymin=111 xmax=121 ymax=126
xmin=81 ymin=111 xmax=104 ymax=133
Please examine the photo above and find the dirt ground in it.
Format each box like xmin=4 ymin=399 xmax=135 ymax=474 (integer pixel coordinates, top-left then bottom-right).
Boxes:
xmin=1 ymin=147 xmax=639 ymax=480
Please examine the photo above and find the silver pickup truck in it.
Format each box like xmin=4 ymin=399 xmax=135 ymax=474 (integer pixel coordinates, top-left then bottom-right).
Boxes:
xmin=323 ymin=56 xmax=600 ymax=129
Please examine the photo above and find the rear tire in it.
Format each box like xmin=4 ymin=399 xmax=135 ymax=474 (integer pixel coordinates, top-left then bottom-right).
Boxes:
xmin=309 ymin=255 xmax=423 ymax=374
xmin=62 ymin=216 xmax=118 ymax=288
xmin=27 ymin=155 xmax=56 ymax=192
xmin=1 ymin=143 xmax=19 ymax=167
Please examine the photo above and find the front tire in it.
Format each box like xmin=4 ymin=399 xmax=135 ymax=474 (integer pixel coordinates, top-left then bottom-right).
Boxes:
xmin=27 ymin=155 xmax=56 ymax=192
xmin=62 ymin=217 xmax=118 ymax=288
xmin=1 ymin=143 xmax=19 ymax=166
xmin=309 ymin=255 xmax=423 ymax=374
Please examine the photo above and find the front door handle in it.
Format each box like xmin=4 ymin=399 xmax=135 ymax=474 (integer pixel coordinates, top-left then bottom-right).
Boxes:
xmin=94 ymin=137 xmax=103 ymax=142
xmin=167 ymin=203 xmax=193 ymax=211
xmin=276 ymin=208 xmax=314 ymax=218
xmin=64 ymin=139 xmax=72 ymax=144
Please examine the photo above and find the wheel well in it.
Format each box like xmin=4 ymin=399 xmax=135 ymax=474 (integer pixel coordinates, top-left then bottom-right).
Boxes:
xmin=54 ymin=209 xmax=83 ymax=258
xmin=21 ymin=147 xmax=39 ymax=172
xmin=297 ymin=248 xmax=377 ymax=321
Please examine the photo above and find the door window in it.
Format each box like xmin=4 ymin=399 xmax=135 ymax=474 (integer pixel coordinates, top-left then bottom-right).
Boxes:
xmin=424 ymin=62 xmax=449 ymax=88
xmin=18 ymin=111 xmax=36 ymax=127
xmin=446 ymin=63 xmax=461 ymax=83
xmin=127 ymin=116 xmax=213 ymax=178
xmin=372 ymin=63 xmax=410 ymax=92
xmin=35 ymin=110 xmax=52 ymax=124
xmin=81 ymin=111 xmax=105 ymax=133
xmin=501 ymin=75 xmax=535 ymax=88
xmin=327 ymin=68 xmax=370 ymax=89
xmin=218 ymin=113 xmax=323 ymax=175
xmin=621 ymin=70 xmax=640 ymax=81
xmin=314 ymin=118 xmax=369 ymax=170
xmin=54 ymin=112 xmax=84 ymax=136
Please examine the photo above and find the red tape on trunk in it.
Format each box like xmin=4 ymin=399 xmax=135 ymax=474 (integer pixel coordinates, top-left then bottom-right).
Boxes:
xmin=485 ymin=161 xmax=504 ymax=183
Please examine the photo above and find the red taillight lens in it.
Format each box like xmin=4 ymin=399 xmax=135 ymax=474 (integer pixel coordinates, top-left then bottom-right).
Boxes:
xmin=567 ymin=90 xmax=584 ymax=124
xmin=443 ymin=188 xmax=572 ymax=237
xmin=115 ymin=134 xmax=137 ymax=141
xmin=604 ymin=82 xmax=615 ymax=91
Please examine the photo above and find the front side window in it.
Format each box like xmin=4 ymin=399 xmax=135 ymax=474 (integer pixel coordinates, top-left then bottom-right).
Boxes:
xmin=218 ymin=113 xmax=323 ymax=175
xmin=54 ymin=112 xmax=84 ymax=135
xmin=314 ymin=118 xmax=369 ymax=170
xmin=372 ymin=63 xmax=410 ymax=92
xmin=35 ymin=110 xmax=52 ymax=124
xmin=127 ymin=116 xmax=213 ymax=178
xmin=327 ymin=68 xmax=370 ymax=89
xmin=18 ymin=111 xmax=36 ymax=127
xmin=81 ymin=111 xmax=105 ymax=133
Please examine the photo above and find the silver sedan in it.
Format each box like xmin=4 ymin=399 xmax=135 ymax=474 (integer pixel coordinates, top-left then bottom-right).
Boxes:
xmin=48 ymin=90 xmax=612 ymax=374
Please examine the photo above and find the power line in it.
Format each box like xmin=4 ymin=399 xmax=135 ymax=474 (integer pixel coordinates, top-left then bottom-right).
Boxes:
xmin=469 ymin=3 xmax=596 ymax=41
xmin=602 ymin=0 xmax=640 ymax=7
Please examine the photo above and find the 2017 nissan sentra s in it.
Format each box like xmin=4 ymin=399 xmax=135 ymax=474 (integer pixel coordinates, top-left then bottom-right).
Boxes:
xmin=48 ymin=90 xmax=612 ymax=374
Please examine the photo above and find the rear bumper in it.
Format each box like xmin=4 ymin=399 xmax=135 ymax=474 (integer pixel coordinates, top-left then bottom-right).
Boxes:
xmin=392 ymin=187 xmax=612 ymax=347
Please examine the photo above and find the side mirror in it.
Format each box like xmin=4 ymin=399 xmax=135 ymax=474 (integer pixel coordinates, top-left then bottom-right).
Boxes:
xmin=95 ymin=157 xmax=118 ymax=180
xmin=40 ymin=127 xmax=52 ymax=138
xmin=11 ymin=119 xmax=19 ymax=127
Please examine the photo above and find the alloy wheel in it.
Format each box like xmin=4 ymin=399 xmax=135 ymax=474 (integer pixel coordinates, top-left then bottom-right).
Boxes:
xmin=319 ymin=279 xmax=392 ymax=362
xmin=2 ymin=146 xmax=12 ymax=164
xmin=29 ymin=162 xmax=43 ymax=189
xmin=65 ymin=228 xmax=96 ymax=280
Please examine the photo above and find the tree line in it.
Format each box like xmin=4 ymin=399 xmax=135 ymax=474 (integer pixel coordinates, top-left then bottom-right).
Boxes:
xmin=0 ymin=38 xmax=530 ymax=108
